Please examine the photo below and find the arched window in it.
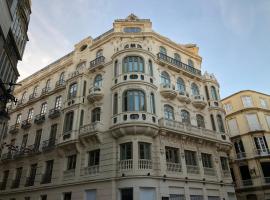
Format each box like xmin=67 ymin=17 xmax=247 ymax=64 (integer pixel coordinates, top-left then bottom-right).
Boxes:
xmin=92 ymin=107 xmax=101 ymax=122
xmin=45 ymin=79 xmax=50 ymax=89
xmin=150 ymin=93 xmax=156 ymax=114
xmin=188 ymin=59 xmax=194 ymax=67
xmin=114 ymin=60 xmax=118 ymax=77
xmin=94 ymin=74 xmax=102 ymax=88
xmin=177 ymin=78 xmax=185 ymax=93
xmin=123 ymin=56 xmax=144 ymax=73
xmin=22 ymin=91 xmax=27 ymax=101
xmin=161 ymin=71 xmax=171 ymax=86
xmin=69 ymin=83 xmax=77 ymax=99
xmin=59 ymin=72 xmax=65 ymax=82
xmin=113 ymin=93 xmax=118 ymax=115
xmin=196 ymin=114 xmax=205 ymax=128
xmin=76 ymin=61 xmax=86 ymax=70
xmin=217 ymin=114 xmax=225 ymax=133
xmin=96 ymin=49 xmax=103 ymax=58
xmin=191 ymin=83 xmax=200 ymax=96
xmin=148 ymin=60 xmax=153 ymax=76
xmin=210 ymin=114 xmax=216 ymax=131
xmin=181 ymin=110 xmax=190 ymax=124
xmin=211 ymin=86 xmax=218 ymax=101
xmin=164 ymin=105 xmax=174 ymax=120
xmin=160 ymin=46 xmax=167 ymax=55
xmin=174 ymin=53 xmax=181 ymax=61
xmin=123 ymin=90 xmax=146 ymax=111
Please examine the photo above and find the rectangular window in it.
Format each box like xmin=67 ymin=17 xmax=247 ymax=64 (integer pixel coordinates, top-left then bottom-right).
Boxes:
xmin=139 ymin=188 xmax=156 ymax=200
xmin=42 ymin=160 xmax=54 ymax=183
xmin=16 ymin=114 xmax=21 ymax=124
xmin=27 ymin=163 xmax=37 ymax=186
xmin=184 ymin=150 xmax=197 ymax=166
xmin=242 ymin=96 xmax=253 ymax=107
xmin=246 ymin=114 xmax=261 ymax=131
xmin=21 ymin=134 xmax=28 ymax=148
xmin=88 ymin=150 xmax=100 ymax=166
xmin=1 ymin=170 xmax=9 ymax=190
xmin=260 ymin=98 xmax=268 ymax=108
xmin=64 ymin=112 xmax=74 ymax=133
xmin=85 ymin=190 xmax=96 ymax=200
xmin=120 ymin=142 xmax=132 ymax=160
xmin=121 ymin=188 xmax=133 ymax=200
xmin=224 ymin=103 xmax=233 ymax=113
xmin=27 ymin=108 xmax=34 ymax=120
xmin=254 ymin=136 xmax=268 ymax=154
xmin=55 ymin=96 xmax=62 ymax=108
xmin=40 ymin=195 xmax=47 ymax=200
xmin=13 ymin=167 xmax=23 ymax=187
xmin=201 ymin=153 xmax=213 ymax=168
xmin=40 ymin=103 xmax=47 ymax=114
xmin=234 ymin=140 xmax=245 ymax=155
xmin=139 ymin=142 xmax=151 ymax=160
xmin=24 ymin=197 xmax=30 ymax=200
xmin=67 ymin=155 xmax=77 ymax=170
xmin=34 ymin=129 xmax=42 ymax=150
xmin=265 ymin=115 xmax=270 ymax=129
xmin=49 ymin=124 xmax=57 ymax=141
xmin=227 ymin=118 xmax=239 ymax=135
xmin=220 ymin=157 xmax=229 ymax=171
xmin=165 ymin=147 xmax=179 ymax=163
xmin=63 ymin=192 xmax=72 ymax=200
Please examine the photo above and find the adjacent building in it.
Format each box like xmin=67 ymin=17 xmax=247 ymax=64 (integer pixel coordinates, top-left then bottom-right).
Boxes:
xmin=0 ymin=0 xmax=31 ymax=136
xmin=222 ymin=90 xmax=270 ymax=200
xmin=0 ymin=14 xmax=235 ymax=200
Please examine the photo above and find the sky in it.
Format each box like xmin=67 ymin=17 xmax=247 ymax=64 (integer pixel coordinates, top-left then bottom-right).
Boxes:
xmin=17 ymin=0 xmax=270 ymax=98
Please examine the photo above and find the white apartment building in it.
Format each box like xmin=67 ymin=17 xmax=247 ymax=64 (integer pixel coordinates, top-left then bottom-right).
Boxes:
xmin=0 ymin=14 xmax=235 ymax=200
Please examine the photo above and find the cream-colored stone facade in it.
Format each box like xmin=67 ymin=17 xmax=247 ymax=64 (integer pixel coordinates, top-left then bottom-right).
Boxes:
xmin=222 ymin=90 xmax=270 ymax=200
xmin=0 ymin=14 xmax=235 ymax=200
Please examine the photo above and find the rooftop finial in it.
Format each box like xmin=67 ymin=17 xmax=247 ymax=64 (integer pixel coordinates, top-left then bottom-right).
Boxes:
xmin=126 ymin=13 xmax=139 ymax=20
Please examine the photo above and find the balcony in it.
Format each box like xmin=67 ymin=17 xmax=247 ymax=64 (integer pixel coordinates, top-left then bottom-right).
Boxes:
xmin=138 ymin=159 xmax=152 ymax=169
xmin=166 ymin=162 xmax=182 ymax=172
xmin=13 ymin=149 xmax=25 ymax=159
xmin=111 ymin=112 xmax=159 ymax=138
xmin=118 ymin=159 xmax=133 ymax=171
xmin=242 ymin=179 xmax=253 ymax=187
xmin=159 ymin=84 xmax=177 ymax=99
xmin=254 ymin=148 xmax=270 ymax=157
xmin=236 ymin=152 xmax=247 ymax=160
xmin=177 ymin=91 xmax=191 ymax=104
xmin=58 ymin=130 xmax=79 ymax=151
xmin=41 ymin=173 xmax=52 ymax=184
xmin=55 ymin=80 xmax=65 ymax=90
xmin=89 ymin=56 xmax=105 ymax=71
xmin=21 ymin=119 xmax=32 ymax=129
xmin=264 ymin=177 xmax=270 ymax=184
xmin=82 ymin=165 xmax=99 ymax=175
xmin=9 ymin=123 xmax=20 ymax=134
xmin=29 ymin=93 xmax=37 ymax=101
xmin=11 ymin=179 xmax=20 ymax=189
xmin=203 ymin=167 xmax=216 ymax=176
xmin=63 ymin=169 xmax=75 ymax=180
xmin=186 ymin=165 xmax=200 ymax=174
xmin=48 ymin=107 xmax=61 ymax=119
xmin=157 ymin=53 xmax=201 ymax=77
xmin=34 ymin=114 xmax=45 ymax=124
xmin=79 ymin=122 xmax=103 ymax=143
xmin=27 ymin=144 xmax=40 ymax=155
xmin=41 ymin=87 xmax=51 ymax=96
xmin=87 ymin=87 xmax=104 ymax=103
xmin=1 ymin=152 xmax=13 ymax=160
xmin=42 ymin=138 xmax=57 ymax=152
xmin=192 ymin=95 xmax=207 ymax=109
xmin=25 ymin=176 xmax=35 ymax=187
xmin=16 ymin=99 xmax=24 ymax=107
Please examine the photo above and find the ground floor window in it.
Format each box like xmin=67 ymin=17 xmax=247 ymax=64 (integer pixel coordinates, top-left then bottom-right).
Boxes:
xmin=121 ymin=188 xmax=133 ymax=200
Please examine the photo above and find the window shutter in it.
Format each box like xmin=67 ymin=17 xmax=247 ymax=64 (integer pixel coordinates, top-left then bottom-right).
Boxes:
xmin=254 ymin=137 xmax=260 ymax=150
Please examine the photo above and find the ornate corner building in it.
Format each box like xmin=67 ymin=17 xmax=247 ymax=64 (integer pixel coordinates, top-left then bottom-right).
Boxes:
xmin=222 ymin=90 xmax=270 ymax=200
xmin=0 ymin=0 xmax=31 ymax=139
xmin=0 ymin=14 xmax=235 ymax=200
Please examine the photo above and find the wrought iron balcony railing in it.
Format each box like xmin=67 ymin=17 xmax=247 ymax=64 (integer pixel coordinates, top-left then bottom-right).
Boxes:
xmin=9 ymin=123 xmax=20 ymax=134
xmin=90 ymin=56 xmax=105 ymax=69
xmin=29 ymin=93 xmax=37 ymax=100
xmin=21 ymin=119 xmax=32 ymax=129
xmin=42 ymin=138 xmax=57 ymax=151
xmin=55 ymin=80 xmax=65 ymax=88
xmin=41 ymin=87 xmax=51 ymax=96
xmin=157 ymin=53 xmax=201 ymax=76
xmin=34 ymin=114 xmax=46 ymax=124
xmin=48 ymin=107 xmax=61 ymax=119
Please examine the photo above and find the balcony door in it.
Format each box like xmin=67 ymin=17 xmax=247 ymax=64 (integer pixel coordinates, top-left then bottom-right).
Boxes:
xmin=261 ymin=162 xmax=270 ymax=183
xmin=239 ymin=165 xmax=252 ymax=185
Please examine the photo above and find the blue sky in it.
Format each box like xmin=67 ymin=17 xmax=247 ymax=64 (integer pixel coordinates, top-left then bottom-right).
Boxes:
xmin=18 ymin=0 xmax=270 ymax=98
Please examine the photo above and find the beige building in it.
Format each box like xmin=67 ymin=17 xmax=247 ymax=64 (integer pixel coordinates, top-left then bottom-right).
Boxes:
xmin=0 ymin=14 xmax=235 ymax=200
xmin=222 ymin=90 xmax=270 ymax=200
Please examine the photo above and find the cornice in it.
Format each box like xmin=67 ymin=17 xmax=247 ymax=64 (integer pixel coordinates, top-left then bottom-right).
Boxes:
xmin=225 ymin=107 xmax=270 ymax=119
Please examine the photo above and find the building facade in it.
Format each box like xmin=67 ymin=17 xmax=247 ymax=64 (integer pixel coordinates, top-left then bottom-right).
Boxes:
xmin=0 ymin=0 xmax=31 ymax=135
xmin=0 ymin=14 xmax=235 ymax=200
xmin=222 ymin=90 xmax=270 ymax=200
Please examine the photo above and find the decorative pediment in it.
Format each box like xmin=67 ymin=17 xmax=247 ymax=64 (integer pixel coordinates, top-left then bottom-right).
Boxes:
xmin=126 ymin=14 xmax=139 ymax=21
